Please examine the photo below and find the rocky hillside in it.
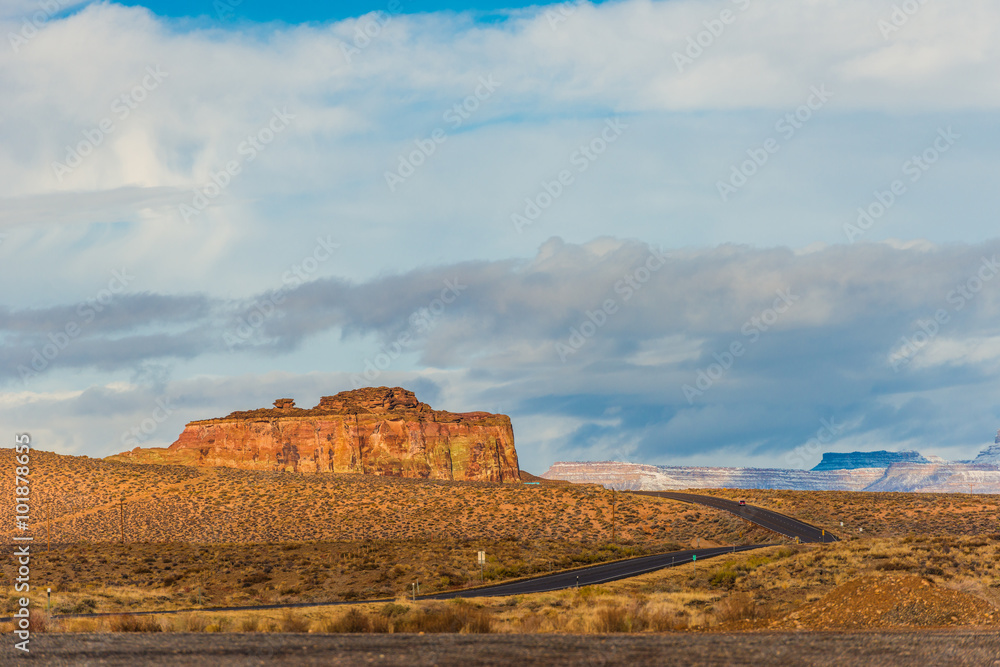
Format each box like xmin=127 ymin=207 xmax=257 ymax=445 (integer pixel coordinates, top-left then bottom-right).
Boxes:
xmin=543 ymin=446 xmax=1000 ymax=493
xmin=112 ymin=387 xmax=520 ymax=483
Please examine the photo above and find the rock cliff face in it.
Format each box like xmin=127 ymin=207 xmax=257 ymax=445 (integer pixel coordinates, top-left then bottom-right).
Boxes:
xmin=811 ymin=450 xmax=928 ymax=471
xmin=118 ymin=387 xmax=520 ymax=483
xmin=970 ymin=442 xmax=1000 ymax=467
xmin=543 ymin=450 xmax=1000 ymax=494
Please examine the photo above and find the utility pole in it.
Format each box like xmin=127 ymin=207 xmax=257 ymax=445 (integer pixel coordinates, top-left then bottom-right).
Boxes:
xmin=611 ymin=489 xmax=617 ymax=544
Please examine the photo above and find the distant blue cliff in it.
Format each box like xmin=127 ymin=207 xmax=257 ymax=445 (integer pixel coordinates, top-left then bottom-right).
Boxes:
xmin=811 ymin=450 xmax=929 ymax=471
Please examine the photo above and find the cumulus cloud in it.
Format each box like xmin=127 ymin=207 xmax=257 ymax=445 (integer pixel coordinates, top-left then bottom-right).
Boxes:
xmin=3 ymin=236 xmax=1000 ymax=469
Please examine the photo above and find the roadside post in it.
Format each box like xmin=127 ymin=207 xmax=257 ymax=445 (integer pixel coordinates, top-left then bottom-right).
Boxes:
xmin=692 ymin=553 xmax=697 ymax=576
xmin=478 ymin=551 xmax=485 ymax=582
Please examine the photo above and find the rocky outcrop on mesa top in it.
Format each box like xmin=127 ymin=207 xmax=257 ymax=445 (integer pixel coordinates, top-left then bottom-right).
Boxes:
xmin=115 ymin=387 xmax=520 ymax=482
xmin=811 ymin=450 xmax=929 ymax=471
xmin=543 ymin=440 xmax=1000 ymax=493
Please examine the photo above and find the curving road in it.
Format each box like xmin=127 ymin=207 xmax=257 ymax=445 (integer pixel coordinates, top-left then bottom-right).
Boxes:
xmin=632 ymin=491 xmax=838 ymax=543
xmin=427 ymin=544 xmax=768 ymax=599
xmin=4 ymin=545 xmax=770 ymax=622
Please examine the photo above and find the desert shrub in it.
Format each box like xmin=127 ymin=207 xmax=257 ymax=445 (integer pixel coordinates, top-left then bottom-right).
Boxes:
xmin=595 ymin=604 xmax=630 ymax=633
xmin=241 ymin=572 xmax=271 ymax=587
xmin=714 ymin=593 xmax=758 ymax=623
xmin=594 ymin=602 xmax=648 ymax=633
xmin=239 ymin=616 xmax=261 ymax=632
xmin=109 ymin=614 xmax=162 ymax=632
xmin=875 ymin=560 xmax=914 ymax=572
xmin=57 ymin=598 xmax=98 ymax=615
xmin=26 ymin=610 xmax=48 ymax=634
xmin=322 ymin=608 xmax=370 ymax=633
xmin=280 ymin=611 xmax=310 ymax=633
xmin=401 ymin=603 xmax=493 ymax=633
xmin=380 ymin=603 xmax=409 ymax=618
xmin=709 ymin=568 xmax=739 ymax=589
xmin=185 ymin=615 xmax=208 ymax=632
xmin=646 ymin=608 xmax=686 ymax=631
xmin=206 ymin=616 xmax=232 ymax=632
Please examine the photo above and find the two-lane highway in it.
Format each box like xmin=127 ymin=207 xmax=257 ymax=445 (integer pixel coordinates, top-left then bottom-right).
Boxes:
xmin=428 ymin=544 xmax=768 ymax=599
xmin=634 ymin=491 xmax=838 ymax=543
xmin=2 ymin=544 xmax=773 ymax=623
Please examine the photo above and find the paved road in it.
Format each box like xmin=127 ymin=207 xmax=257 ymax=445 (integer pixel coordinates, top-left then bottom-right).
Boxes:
xmin=6 ymin=632 xmax=999 ymax=666
xmin=427 ymin=544 xmax=767 ymax=599
xmin=633 ymin=491 xmax=838 ymax=543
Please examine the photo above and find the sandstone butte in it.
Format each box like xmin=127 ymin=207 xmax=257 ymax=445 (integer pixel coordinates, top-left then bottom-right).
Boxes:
xmin=114 ymin=387 xmax=520 ymax=483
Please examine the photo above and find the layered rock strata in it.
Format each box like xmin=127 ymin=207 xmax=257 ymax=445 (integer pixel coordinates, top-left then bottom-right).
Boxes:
xmin=543 ymin=457 xmax=1000 ymax=493
xmin=118 ymin=387 xmax=520 ymax=483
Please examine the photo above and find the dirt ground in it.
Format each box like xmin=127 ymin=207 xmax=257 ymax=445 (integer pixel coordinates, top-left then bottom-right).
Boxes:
xmin=2 ymin=631 xmax=999 ymax=666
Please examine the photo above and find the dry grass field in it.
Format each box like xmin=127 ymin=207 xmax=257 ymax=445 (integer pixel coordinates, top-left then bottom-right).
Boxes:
xmin=3 ymin=449 xmax=998 ymax=636
xmin=10 ymin=536 xmax=999 ymax=636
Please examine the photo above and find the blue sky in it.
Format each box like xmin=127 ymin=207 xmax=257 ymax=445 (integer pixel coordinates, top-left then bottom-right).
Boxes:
xmin=2 ymin=0 xmax=1000 ymax=473
xmin=111 ymin=0 xmax=561 ymax=22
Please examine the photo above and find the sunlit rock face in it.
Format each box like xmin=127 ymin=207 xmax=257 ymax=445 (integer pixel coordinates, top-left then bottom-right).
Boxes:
xmin=116 ymin=387 xmax=520 ymax=483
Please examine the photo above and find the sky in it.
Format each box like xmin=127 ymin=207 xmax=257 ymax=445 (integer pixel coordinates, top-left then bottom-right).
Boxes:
xmin=2 ymin=0 xmax=1000 ymax=474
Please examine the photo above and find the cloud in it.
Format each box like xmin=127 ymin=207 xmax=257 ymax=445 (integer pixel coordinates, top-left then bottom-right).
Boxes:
xmin=3 ymin=236 xmax=1000 ymax=469
xmin=3 ymin=2 xmax=1000 ymax=471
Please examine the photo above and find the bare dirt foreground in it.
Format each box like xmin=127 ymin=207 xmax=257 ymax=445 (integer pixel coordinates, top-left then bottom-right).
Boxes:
xmin=2 ymin=631 xmax=999 ymax=666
